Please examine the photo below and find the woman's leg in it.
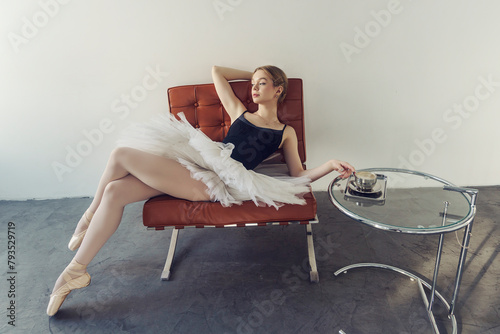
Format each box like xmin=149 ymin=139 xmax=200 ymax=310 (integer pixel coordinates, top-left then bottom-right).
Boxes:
xmin=51 ymin=148 xmax=211 ymax=294
xmin=73 ymin=146 xmax=209 ymax=233
xmin=72 ymin=148 xmax=132 ymax=235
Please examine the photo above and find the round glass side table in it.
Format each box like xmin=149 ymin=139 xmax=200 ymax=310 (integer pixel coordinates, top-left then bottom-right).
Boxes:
xmin=328 ymin=168 xmax=478 ymax=334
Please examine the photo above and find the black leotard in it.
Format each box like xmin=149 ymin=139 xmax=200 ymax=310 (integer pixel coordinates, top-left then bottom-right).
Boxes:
xmin=222 ymin=111 xmax=286 ymax=170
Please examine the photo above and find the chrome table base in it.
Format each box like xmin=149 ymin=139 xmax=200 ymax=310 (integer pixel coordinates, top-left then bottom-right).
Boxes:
xmin=334 ymin=263 xmax=457 ymax=334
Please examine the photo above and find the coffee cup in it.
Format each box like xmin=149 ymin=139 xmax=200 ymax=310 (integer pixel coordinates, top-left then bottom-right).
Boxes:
xmin=354 ymin=171 xmax=377 ymax=191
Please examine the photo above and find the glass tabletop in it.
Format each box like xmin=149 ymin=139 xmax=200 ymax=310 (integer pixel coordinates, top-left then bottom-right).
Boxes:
xmin=328 ymin=168 xmax=474 ymax=234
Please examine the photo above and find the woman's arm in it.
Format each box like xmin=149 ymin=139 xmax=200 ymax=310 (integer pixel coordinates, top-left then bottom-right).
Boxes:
xmin=298 ymin=159 xmax=354 ymax=181
xmin=212 ymin=66 xmax=252 ymax=121
xmin=282 ymin=126 xmax=355 ymax=182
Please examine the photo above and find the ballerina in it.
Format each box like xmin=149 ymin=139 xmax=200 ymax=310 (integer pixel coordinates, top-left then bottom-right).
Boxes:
xmin=47 ymin=65 xmax=355 ymax=316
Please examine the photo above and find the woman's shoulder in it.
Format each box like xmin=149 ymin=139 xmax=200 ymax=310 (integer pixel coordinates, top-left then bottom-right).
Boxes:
xmin=283 ymin=124 xmax=296 ymax=135
xmin=282 ymin=125 xmax=297 ymax=143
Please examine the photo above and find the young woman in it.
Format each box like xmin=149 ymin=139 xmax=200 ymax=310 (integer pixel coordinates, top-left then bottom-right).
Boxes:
xmin=47 ymin=65 xmax=355 ymax=316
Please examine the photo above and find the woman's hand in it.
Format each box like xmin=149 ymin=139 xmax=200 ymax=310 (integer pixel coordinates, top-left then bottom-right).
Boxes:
xmin=330 ymin=159 xmax=355 ymax=179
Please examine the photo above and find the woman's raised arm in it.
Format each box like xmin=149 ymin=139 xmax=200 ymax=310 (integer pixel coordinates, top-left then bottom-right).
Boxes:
xmin=212 ymin=66 xmax=252 ymax=121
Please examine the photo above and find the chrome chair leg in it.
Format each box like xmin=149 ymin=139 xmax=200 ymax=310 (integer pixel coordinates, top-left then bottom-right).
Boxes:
xmin=306 ymin=224 xmax=319 ymax=283
xmin=161 ymin=228 xmax=179 ymax=281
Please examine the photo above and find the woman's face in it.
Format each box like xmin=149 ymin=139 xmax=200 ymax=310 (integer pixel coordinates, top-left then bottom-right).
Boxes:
xmin=251 ymin=70 xmax=282 ymax=104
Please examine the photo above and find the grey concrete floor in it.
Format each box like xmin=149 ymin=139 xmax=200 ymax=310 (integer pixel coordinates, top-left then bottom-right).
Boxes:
xmin=0 ymin=188 xmax=499 ymax=334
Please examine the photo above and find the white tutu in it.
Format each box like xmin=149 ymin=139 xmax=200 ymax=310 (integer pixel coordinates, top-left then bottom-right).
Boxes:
xmin=117 ymin=113 xmax=311 ymax=209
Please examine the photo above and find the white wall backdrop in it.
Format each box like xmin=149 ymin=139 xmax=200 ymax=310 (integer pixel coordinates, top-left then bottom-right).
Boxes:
xmin=1 ymin=0 xmax=499 ymax=200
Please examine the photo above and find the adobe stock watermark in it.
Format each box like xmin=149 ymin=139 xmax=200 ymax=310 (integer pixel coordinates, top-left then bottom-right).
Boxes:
xmin=73 ymin=265 xmax=133 ymax=322
xmin=48 ymin=264 xmax=133 ymax=333
xmin=51 ymin=65 xmax=170 ymax=182
xmin=396 ymin=74 xmax=499 ymax=175
xmin=228 ymin=230 xmax=431 ymax=334
xmin=339 ymin=0 xmax=407 ymax=64
xmin=230 ymin=232 xmax=337 ymax=334
xmin=7 ymin=0 xmax=72 ymax=54
xmin=239 ymin=131 xmax=276 ymax=166
xmin=213 ymin=0 xmax=243 ymax=21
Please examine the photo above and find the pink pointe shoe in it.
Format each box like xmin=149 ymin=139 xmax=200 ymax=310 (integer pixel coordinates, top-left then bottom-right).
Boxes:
xmin=47 ymin=259 xmax=91 ymax=316
xmin=68 ymin=211 xmax=92 ymax=251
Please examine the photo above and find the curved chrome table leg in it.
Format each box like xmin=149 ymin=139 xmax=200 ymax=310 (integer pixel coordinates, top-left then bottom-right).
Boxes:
xmin=334 ymin=263 xmax=457 ymax=334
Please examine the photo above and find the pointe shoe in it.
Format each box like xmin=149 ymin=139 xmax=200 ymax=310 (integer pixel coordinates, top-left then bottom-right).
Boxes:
xmin=68 ymin=211 xmax=92 ymax=251
xmin=47 ymin=259 xmax=91 ymax=316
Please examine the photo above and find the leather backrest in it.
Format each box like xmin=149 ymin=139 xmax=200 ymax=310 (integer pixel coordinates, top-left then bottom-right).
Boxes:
xmin=167 ymin=78 xmax=306 ymax=163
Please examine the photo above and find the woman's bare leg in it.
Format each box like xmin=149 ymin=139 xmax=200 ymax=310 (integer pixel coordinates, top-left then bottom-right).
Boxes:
xmin=52 ymin=147 xmax=211 ymax=294
xmin=73 ymin=146 xmax=209 ymax=233
xmin=72 ymin=148 xmax=131 ymax=235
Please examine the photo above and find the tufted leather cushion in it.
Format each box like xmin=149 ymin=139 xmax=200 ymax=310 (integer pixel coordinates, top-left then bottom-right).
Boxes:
xmin=142 ymin=79 xmax=316 ymax=228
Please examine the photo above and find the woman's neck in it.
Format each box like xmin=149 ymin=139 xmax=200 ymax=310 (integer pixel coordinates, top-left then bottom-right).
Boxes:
xmin=256 ymin=103 xmax=279 ymax=123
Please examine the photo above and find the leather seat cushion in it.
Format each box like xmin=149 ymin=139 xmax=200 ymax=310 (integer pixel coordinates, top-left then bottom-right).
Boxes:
xmin=143 ymin=191 xmax=317 ymax=229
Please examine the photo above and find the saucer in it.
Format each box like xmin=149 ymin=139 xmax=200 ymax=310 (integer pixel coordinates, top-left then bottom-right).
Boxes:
xmin=348 ymin=181 xmax=382 ymax=194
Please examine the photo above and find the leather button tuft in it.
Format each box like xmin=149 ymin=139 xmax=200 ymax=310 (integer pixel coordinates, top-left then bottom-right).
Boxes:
xmin=195 ymin=124 xmax=200 ymax=128
xmin=246 ymin=100 xmax=251 ymax=104
xmin=194 ymin=102 xmax=199 ymax=107
xmin=221 ymin=123 xmax=225 ymax=127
